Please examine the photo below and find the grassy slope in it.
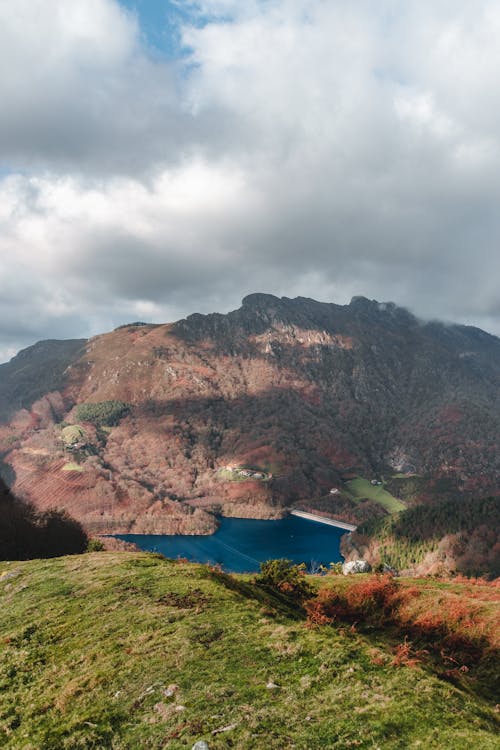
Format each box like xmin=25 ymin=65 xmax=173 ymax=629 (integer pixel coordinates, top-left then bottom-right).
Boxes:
xmin=0 ymin=553 xmax=498 ymax=750
xmin=345 ymin=477 xmax=406 ymax=513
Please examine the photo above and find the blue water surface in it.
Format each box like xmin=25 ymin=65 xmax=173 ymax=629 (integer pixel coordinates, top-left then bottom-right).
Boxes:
xmin=115 ymin=515 xmax=347 ymax=573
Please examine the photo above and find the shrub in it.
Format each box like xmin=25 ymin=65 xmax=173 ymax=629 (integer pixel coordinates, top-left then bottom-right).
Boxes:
xmin=306 ymin=574 xmax=403 ymax=628
xmin=87 ymin=538 xmax=105 ymax=552
xmin=75 ymin=401 xmax=131 ymax=427
xmin=344 ymin=574 xmax=400 ymax=623
xmin=255 ymin=559 xmax=314 ymax=603
xmin=329 ymin=562 xmax=343 ymax=575
xmin=305 ymin=589 xmax=342 ymax=626
xmin=114 ymin=322 xmax=148 ymax=330
xmin=305 ymin=574 xmax=497 ymax=672
xmin=61 ymin=424 xmax=87 ymax=446
xmin=391 ymin=638 xmax=428 ymax=668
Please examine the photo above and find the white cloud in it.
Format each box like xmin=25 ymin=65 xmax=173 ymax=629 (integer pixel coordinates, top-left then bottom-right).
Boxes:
xmin=2 ymin=0 xmax=500 ymax=360
xmin=0 ymin=0 xmax=192 ymax=173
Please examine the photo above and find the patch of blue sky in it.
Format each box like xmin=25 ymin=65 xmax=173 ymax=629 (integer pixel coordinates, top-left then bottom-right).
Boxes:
xmin=118 ymin=1 xmax=231 ymax=60
xmin=0 ymin=165 xmax=16 ymax=180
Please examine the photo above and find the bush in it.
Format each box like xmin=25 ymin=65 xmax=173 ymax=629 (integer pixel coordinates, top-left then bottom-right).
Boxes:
xmin=114 ymin=322 xmax=148 ymax=330
xmin=255 ymin=559 xmax=314 ymax=603
xmin=305 ymin=574 xmax=497 ymax=673
xmin=306 ymin=574 xmax=401 ymax=628
xmin=61 ymin=424 xmax=87 ymax=446
xmin=87 ymin=538 xmax=105 ymax=552
xmin=305 ymin=589 xmax=342 ymax=626
xmin=329 ymin=562 xmax=343 ymax=575
xmin=75 ymin=401 xmax=131 ymax=427
xmin=344 ymin=574 xmax=399 ymax=622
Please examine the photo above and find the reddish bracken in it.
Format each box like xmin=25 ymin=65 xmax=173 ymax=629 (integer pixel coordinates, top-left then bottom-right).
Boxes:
xmin=305 ymin=574 xmax=499 ymax=671
xmin=391 ymin=638 xmax=428 ymax=668
xmin=344 ymin=574 xmax=400 ymax=619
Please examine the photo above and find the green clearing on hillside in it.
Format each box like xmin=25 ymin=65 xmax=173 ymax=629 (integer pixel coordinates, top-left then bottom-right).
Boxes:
xmin=61 ymin=462 xmax=84 ymax=472
xmin=217 ymin=468 xmax=252 ymax=482
xmin=61 ymin=425 xmax=86 ymax=446
xmin=0 ymin=553 xmax=498 ymax=750
xmin=345 ymin=477 xmax=405 ymax=513
xmin=217 ymin=467 xmax=270 ymax=482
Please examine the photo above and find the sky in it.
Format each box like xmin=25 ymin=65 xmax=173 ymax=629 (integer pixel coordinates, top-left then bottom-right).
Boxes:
xmin=1 ymin=0 xmax=500 ymax=362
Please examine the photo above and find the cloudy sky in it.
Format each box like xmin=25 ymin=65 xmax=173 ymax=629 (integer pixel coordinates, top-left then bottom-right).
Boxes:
xmin=1 ymin=0 xmax=500 ymax=362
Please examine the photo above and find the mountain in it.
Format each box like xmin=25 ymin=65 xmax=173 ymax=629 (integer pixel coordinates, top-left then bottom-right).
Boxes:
xmin=0 ymin=294 xmax=499 ymax=543
xmin=0 ymin=338 xmax=86 ymax=423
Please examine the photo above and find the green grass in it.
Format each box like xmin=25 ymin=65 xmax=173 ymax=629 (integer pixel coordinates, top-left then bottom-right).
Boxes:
xmin=61 ymin=425 xmax=86 ymax=446
xmin=61 ymin=462 xmax=84 ymax=473
xmin=0 ymin=553 xmax=498 ymax=749
xmin=217 ymin=468 xmax=249 ymax=482
xmin=345 ymin=477 xmax=406 ymax=513
xmin=217 ymin=467 xmax=270 ymax=482
xmin=391 ymin=473 xmax=421 ymax=479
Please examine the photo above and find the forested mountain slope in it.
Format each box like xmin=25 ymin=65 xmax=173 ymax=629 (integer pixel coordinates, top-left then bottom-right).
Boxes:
xmin=0 ymin=552 xmax=498 ymax=749
xmin=0 ymin=294 xmax=499 ymax=538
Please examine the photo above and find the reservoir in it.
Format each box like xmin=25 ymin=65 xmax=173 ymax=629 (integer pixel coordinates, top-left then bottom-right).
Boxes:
xmin=115 ymin=514 xmax=348 ymax=573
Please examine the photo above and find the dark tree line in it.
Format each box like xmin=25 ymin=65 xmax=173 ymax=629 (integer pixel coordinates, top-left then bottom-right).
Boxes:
xmin=358 ymin=495 xmax=500 ymax=578
xmin=361 ymin=496 xmax=499 ymax=543
xmin=0 ymin=478 xmax=88 ymax=561
xmin=392 ymin=496 xmax=499 ymax=542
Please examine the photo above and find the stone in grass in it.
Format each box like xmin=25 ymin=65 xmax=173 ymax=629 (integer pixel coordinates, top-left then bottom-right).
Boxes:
xmin=266 ymin=681 xmax=280 ymax=689
xmin=192 ymin=742 xmax=210 ymax=750
xmin=212 ymin=723 xmax=238 ymax=735
xmin=163 ymin=684 xmax=179 ymax=698
xmin=342 ymin=560 xmax=372 ymax=575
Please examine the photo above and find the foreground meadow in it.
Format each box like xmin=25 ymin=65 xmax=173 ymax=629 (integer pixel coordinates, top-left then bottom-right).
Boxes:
xmin=0 ymin=553 xmax=498 ymax=749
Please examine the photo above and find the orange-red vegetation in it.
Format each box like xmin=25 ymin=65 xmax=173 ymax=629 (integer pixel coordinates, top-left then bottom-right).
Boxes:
xmin=306 ymin=574 xmax=499 ymax=674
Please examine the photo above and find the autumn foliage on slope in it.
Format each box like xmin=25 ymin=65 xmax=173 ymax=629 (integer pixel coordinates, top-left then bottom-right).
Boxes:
xmin=2 ymin=295 xmax=500 ymax=550
xmin=305 ymin=573 xmax=499 ymax=690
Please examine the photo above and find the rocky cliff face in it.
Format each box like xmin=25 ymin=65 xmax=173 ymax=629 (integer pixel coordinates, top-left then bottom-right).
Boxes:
xmin=1 ymin=294 xmax=499 ymax=534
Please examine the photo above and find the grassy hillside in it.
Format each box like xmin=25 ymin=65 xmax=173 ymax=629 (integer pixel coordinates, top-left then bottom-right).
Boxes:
xmin=0 ymin=553 xmax=498 ymax=749
xmin=344 ymin=477 xmax=406 ymax=513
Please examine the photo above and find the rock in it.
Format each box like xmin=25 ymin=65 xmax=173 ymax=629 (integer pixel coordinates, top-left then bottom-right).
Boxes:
xmin=162 ymin=684 xmax=179 ymax=698
xmin=381 ymin=563 xmax=399 ymax=576
xmin=192 ymin=742 xmax=210 ymax=750
xmin=211 ymin=723 xmax=237 ymax=735
xmin=266 ymin=681 xmax=280 ymax=689
xmin=342 ymin=560 xmax=372 ymax=575
xmin=0 ymin=569 xmax=21 ymax=582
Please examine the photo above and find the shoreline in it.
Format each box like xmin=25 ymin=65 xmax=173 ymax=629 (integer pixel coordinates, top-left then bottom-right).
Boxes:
xmin=101 ymin=509 xmax=357 ymax=540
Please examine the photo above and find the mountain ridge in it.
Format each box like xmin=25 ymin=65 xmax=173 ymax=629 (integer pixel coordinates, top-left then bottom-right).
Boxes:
xmin=0 ymin=294 xmax=499 ymax=550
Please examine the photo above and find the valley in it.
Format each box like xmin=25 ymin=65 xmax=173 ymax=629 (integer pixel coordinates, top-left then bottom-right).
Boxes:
xmin=1 ymin=294 xmax=499 ymax=576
